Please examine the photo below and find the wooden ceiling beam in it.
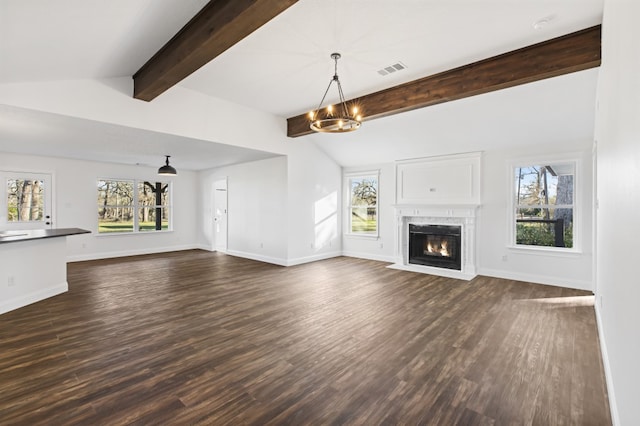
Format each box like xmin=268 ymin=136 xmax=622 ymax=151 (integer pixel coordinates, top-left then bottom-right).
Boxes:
xmin=134 ymin=0 xmax=299 ymax=102
xmin=287 ymin=25 xmax=601 ymax=138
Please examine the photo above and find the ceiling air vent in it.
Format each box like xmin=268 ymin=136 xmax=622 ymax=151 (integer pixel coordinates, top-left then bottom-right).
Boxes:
xmin=377 ymin=61 xmax=407 ymax=76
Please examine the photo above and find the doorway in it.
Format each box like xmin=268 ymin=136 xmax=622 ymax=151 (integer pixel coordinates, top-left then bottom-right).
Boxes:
xmin=0 ymin=171 xmax=53 ymax=230
xmin=213 ymin=178 xmax=227 ymax=252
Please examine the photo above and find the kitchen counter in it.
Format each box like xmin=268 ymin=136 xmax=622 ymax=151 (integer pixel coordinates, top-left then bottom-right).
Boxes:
xmin=0 ymin=227 xmax=90 ymax=244
xmin=1 ymin=227 xmax=91 ymax=315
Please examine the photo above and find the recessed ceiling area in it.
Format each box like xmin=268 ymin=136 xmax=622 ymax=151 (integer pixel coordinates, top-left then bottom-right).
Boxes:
xmin=0 ymin=0 xmax=604 ymax=168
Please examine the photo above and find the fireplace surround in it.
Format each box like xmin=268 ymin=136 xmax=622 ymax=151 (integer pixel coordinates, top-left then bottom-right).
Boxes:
xmin=390 ymin=152 xmax=481 ymax=280
xmin=389 ymin=205 xmax=478 ymax=280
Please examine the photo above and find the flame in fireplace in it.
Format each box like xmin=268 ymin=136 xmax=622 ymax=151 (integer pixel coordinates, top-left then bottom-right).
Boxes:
xmin=426 ymin=239 xmax=449 ymax=257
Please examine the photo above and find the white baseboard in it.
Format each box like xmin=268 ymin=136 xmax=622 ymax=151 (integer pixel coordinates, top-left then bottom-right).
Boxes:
xmin=341 ymin=251 xmax=395 ymax=263
xmin=595 ymin=302 xmax=620 ymax=426
xmin=68 ymin=245 xmax=340 ymax=268
xmin=66 ymin=244 xmax=201 ymax=262
xmin=225 ymin=250 xmax=288 ymax=266
xmin=0 ymin=282 xmax=68 ymax=315
xmin=387 ymin=263 xmax=475 ymax=281
xmin=478 ymin=267 xmax=592 ymax=291
xmin=286 ymin=251 xmax=342 ymax=266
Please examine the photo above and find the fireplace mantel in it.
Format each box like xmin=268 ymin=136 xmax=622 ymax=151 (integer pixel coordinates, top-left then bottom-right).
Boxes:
xmin=389 ymin=204 xmax=479 ymax=280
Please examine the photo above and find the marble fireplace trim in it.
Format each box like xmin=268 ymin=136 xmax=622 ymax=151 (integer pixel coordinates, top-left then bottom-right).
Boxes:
xmin=388 ymin=205 xmax=479 ymax=280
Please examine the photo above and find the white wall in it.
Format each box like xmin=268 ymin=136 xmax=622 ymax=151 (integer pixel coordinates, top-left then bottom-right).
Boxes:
xmin=198 ymin=142 xmax=343 ymax=266
xmin=286 ymin=142 xmax=342 ymax=265
xmin=479 ymin=142 xmax=594 ymax=290
xmin=199 ymin=156 xmax=289 ymax=265
xmin=341 ymin=142 xmax=594 ymax=290
xmin=0 ymin=78 xmax=289 ymax=155
xmin=342 ymin=162 xmax=395 ymax=262
xmin=594 ymin=0 xmax=640 ymax=423
xmin=0 ymin=152 xmax=199 ymax=260
xmin=0 ymin=237 xmax=67 ymax=314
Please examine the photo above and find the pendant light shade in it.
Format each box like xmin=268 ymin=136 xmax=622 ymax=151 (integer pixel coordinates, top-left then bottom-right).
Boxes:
xmin=158 ymin=155 xmax=177 ymax=176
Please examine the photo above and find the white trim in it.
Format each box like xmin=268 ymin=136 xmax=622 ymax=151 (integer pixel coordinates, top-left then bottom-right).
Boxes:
xmin=341 ymin=251 xmax=395 ymax=263
xmin=343 ymin=234 xmax=379 ymax=240
xmin=507 ymin=157 xmax=582 ymax=252
xmin=0 ymin=282 xmax=68 ymax=315
xmin=96 ymin=178 xmax=173 ymax=234
xmin=0 ymin=170 xmax=55 ymax=230
xmin=392 ymin=206 xmax=478 ymax=279
xmin=66 ymin=244 xmax=198 ymax=262
xmin=395 ymin=152 xmax=482 ymax=206
xmin=477 ymin=267 xmax=592 ymax=291
xmin=225 ymin=249 xmax=288 ymax=266
xmin=95 ymin=230 xmax=174 ymax=237
xmin=595 ymin=304 xmax=620 ymax=426
xmin=286 ymin=251 xmax=342 ymax=266
xmin=213 ymin=177 xmax=228 ymax=253
xmin=344 ymin=170 xmax=380 ymax=238
xmin=387 ymin=262 xmax=474 ymax=280
xmin=507 ymin=245 xmax=583 ymax=257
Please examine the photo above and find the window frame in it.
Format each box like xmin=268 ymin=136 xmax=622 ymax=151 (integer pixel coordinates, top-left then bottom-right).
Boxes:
xmin=508 ymin=158 xmax=581 ymax=253
xmin=1 ymin=170 xmax=54 ymax=230
xmin=97 ymin=178 xmax=172 ymax=235
xmin=344 ymin=170 xmax=380 ymax=238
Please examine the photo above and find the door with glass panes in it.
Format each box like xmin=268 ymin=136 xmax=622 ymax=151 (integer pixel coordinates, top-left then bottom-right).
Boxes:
xmin=0 ymin=171 xmax=53 ymax=230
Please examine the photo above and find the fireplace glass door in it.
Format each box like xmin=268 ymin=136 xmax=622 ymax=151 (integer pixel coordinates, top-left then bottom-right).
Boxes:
xmin=408 ymin=224 xmax=462 ymax=270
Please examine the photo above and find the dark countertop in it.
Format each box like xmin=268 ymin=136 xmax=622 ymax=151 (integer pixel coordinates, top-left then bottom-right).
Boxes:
xmin=0 ymin=228 xmax=91 ymax=244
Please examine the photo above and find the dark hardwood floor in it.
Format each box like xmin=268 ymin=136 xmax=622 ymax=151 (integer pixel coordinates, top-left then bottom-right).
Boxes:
xmin=0 ymin=250 xmax=610 ymax=425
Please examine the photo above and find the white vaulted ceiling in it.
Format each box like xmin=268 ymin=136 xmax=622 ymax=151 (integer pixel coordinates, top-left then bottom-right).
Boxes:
xmin=0 ymin=0 xmax=603 ymax=168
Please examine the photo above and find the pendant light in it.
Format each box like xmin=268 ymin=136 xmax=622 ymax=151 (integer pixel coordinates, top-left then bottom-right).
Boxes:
xmin=308 ymin=53 xmax=362 ymax=133
xmin=158 ymin=155 xmax=177 ymax=176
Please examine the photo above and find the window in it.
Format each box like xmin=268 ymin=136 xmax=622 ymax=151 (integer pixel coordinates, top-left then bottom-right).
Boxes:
xmin=8 ymin=178 xmax=44 ymax=222
xmin=97 ymin=179 xmax=171 ymax=234
xmin=513 ymin=162 xmax=575 ymax=249
xmin=1 ymin=171 xmax=53 ymax=230
xmin=346 ymin=172 xmax=378 ymax=236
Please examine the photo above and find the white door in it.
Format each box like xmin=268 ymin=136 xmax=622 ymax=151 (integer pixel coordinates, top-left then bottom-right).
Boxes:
xmin=214 ymin=178 xmax=228 ymax=252
xmin=0 ymin=171 xmax=53 ymax=230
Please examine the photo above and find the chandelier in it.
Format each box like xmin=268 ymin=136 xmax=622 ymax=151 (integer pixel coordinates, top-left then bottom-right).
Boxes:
xmin=308 ymin=53 xmax=362 ymax=133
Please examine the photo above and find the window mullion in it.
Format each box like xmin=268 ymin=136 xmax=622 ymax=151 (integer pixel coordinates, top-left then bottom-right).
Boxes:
xmin=133 ymin=179 xmax=139 ymax=232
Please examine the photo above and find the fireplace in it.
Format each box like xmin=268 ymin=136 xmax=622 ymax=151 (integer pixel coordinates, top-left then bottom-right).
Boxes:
xmin=408 ymin=224 xmax=462 ymax=270
xmin=389 ymin=205 xmax=477 ymax=280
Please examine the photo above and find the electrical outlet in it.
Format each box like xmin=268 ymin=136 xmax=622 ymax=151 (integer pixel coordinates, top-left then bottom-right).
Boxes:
xmin=8 ymin=276 xmax=15 ymax=287
xmin=260 ymin=242 xmax=263 ymax=249
xmin=501 ymin=255 xmax=508 ymax=262
xmin=379 ymin=242 xmax=384 ymax=249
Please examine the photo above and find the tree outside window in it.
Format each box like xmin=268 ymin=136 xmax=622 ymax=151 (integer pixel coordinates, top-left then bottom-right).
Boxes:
xmin=7 ymin=179 xmax=44 ymax=222
xmin=98 ymin=179 xmax=171 ymax=234
xmin=348 ymin=174 xmax=378 ymax=235
xmin=514 ymin=163 xmax=574 ymax=248
xmin=137 ymin=181 xmax=170 ymax=232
